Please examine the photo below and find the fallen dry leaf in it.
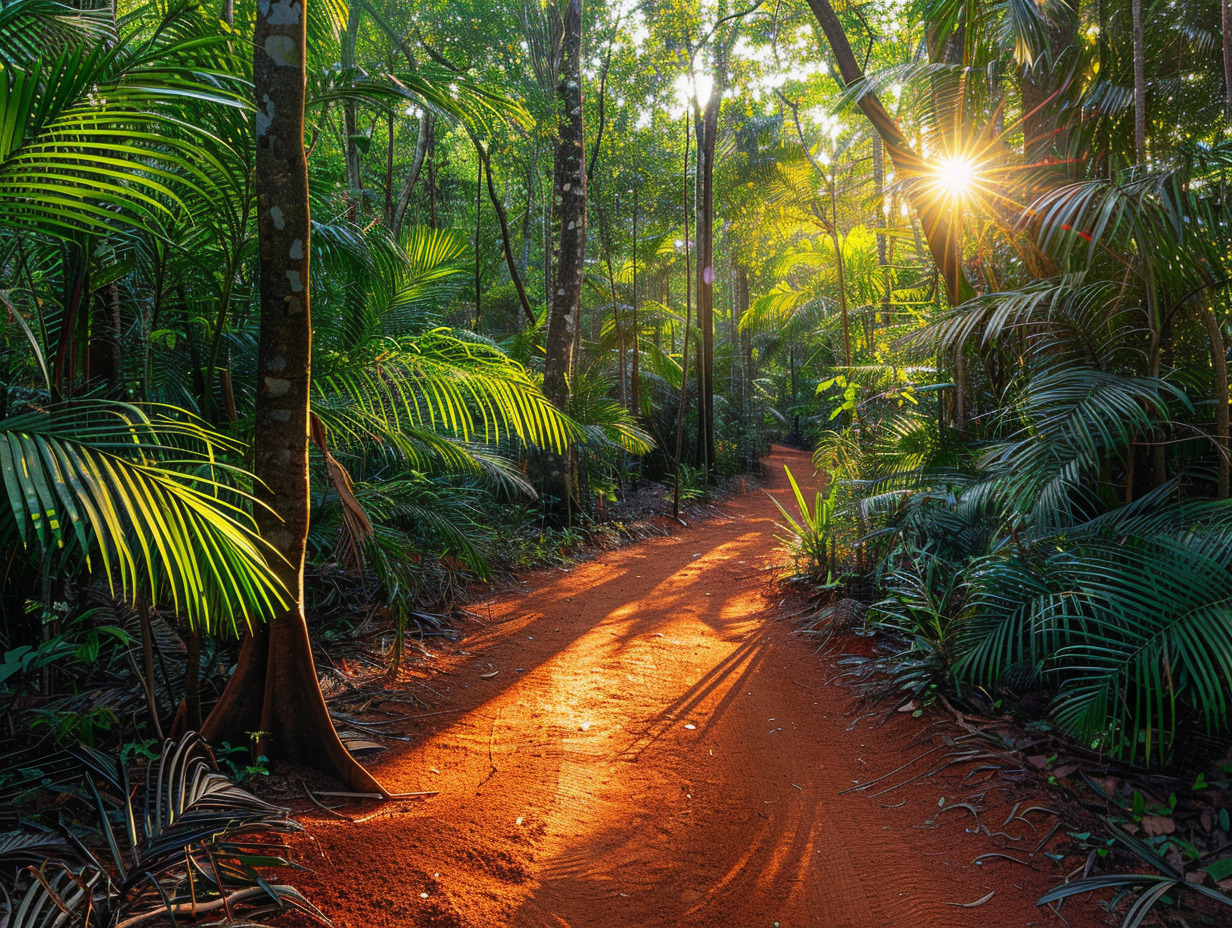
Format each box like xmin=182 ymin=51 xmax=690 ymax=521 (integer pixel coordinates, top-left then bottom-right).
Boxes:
xmin=1141 ymin=815 xmax=1176 ymax=837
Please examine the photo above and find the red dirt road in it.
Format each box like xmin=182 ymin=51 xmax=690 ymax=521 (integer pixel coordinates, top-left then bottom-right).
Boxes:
xmin=291 ymin=447 xmax=1094 ymax=928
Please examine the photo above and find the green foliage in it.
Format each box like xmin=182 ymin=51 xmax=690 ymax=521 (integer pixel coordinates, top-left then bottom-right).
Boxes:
xmin=0 ymin=734 xmax=323 ymax=927
xmin=0 ymin=2 xmax=248 ymax=240
xmin=0 ymin=403 xmax=284 ymax=633
xmin=1038 ymin=821 xmax=1232 ymax=928
xmin=814 ymin=417 xmax=1232 ymax=762
xmin=770 ymin=465 xmax=837 ymax=580
xmin=770 ymin=0 xmax=1232 ymax=777
xmin=674 ymin=463 xmax=709 ymax=503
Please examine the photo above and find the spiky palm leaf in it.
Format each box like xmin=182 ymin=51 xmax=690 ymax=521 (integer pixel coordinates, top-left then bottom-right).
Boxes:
xmin=0 ymin=0 xmax=112 ymax=65
xmin=565 ymin=368 xmax=653 ymax=455
xmin=0 ymin=4 xmax=248 ymax=241
xmin=0 ymin=402 xmax=283 ymax=633
xmin=316 ymin=329 xmax=579 ymax=454
xmin=974 ymin=366 xmax=1186 ymax=529
xmin=0 ymin=734 xmax=325 ymax=928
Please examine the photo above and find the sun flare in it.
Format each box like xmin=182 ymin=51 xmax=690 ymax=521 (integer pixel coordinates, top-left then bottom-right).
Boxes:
xmin=934 ymin=154 xmax=978 ymax=200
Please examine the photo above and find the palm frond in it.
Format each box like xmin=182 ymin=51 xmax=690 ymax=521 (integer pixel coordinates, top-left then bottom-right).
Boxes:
xmin=0 ymin=0 xmax=113 ymax=65
xmin=316 ymin=328 xmax=579 ymax=453
xmin=0 ymin=11 xmax=248 ymax=241
xmin=0 ymin=402 xmax=283 ymax=633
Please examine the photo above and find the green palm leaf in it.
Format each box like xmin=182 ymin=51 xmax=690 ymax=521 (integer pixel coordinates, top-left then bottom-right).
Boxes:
xmin=0 ymin=402 xmax=283 ymax=634
xmin=316 ymin=329 xmax=580 ymax=454
xmin=0 ymin=7 xmax=248 ymax=241
xmin=0 ymin=0 xmax=112 ymax=66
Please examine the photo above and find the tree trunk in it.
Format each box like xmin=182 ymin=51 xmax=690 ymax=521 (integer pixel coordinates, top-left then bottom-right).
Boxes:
xmin=1224 ymin=0 xmax=1232 ymax=119
xmin=475 ymin=156 xmax=483 ymax=325
xmin=873 ymin=135 xmax=892 ymax=339
xmin=383 ymin=112 xmax=394 ymax=225
xmin=1132 ymin=0 xmax=1147 ymax=162
xmin=476 ymin=138 xmax=536 ymax=326
xmin=631 ymin=183 xmax=640 ymax=418
xmin=543 ymin=0 xmax=585 ymax=409
xmin=598 ymin=187 xmax=627 ymax=409
xmin=829 ymin=181 xmax=852 ymax=368
xmin=543 ymin=182 xmax=553 ymax=316
xmin=586 ymin=48 xmax=610 ymax=185
xmin=954 ymin=345 xmax=967 ymax=434
xmin=804 ymin=0 xmax=972 ymax=306
xmin=1097 ymin=0 xmax=1110 ymax=176
xmin=88 ymin=281 xmax=123 ymax=395
xmin=426 ymin=120 xmax=439 ymax=230
xmin=391 ymin=112 xmax=431 ymax=238
xmin=520 ymin=157 xmax=535 ymax=275
xmin=539 ymin=0 xmax=586 ymax=511
xmin=1206 ymin=306 xmax=1229 ymax=498
xmin=695 ymin=84 xmax=719 ymax=477
xmin=203 ymin=1 xmax=384 ymax=795
xmin=790 ymin=344 xmax=799 ymax=437
xmin=734 ymin=263 xmax=749 ymax=399
xmin=672 ymin=112 xmax=692 ymax=520
xmin=342 ymin=4 xmax=362 ymax=220
xmin=53 ymin=246 xmax=87 ymax=399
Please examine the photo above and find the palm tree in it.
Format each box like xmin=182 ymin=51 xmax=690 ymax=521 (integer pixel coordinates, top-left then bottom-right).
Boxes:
xmin=0 ymin=400 xmax=284 ymax=634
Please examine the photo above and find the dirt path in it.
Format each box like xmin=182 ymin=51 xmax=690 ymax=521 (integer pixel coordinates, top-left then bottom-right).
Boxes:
xmin=292 ymin=447 xmax=1093 ymax=928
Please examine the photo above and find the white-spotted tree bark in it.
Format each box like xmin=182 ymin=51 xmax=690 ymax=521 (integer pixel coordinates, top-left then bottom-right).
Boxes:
xmin=540 ymin=0 xmax=586 ymax=507
xmin=202 ymin=0 xmax=384 ymax=795
xmin=694 ymin=69 xmax=719 ymax=476
xmin=543 ymin=0 xmax=585 ymax=405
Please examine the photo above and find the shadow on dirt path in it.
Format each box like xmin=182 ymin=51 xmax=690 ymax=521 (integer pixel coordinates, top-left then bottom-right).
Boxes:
xmin=288 ymin=447 xmax=1094 ymax=928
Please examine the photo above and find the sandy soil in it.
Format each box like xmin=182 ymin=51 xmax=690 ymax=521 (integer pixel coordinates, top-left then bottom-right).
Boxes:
xmin=288 ymin=446 xmax=1098 ymax=928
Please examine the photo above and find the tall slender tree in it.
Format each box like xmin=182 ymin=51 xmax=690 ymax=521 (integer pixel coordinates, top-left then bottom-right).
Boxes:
xmin=1132 ymin=0 xmax=1147 ymax=161
xmin=476 ymin=138 xmax=537 ymax=325
xmin=342 ymin=3 xmax=363 ymax=220
xmin=391 ymin=112 xmax=431 ymax=238
xmin=1224 ymin=0 xmax=1232 ymax=118
xmin=631 ymin=179 xmax=641 ymax=419
xmin=673 ymin=111 xmax=693 ymax=520
xmin=543 ymin=0 xmax=586 ymax=406
xmin=694 ymin=40 xmax=727 ymax=477
xmin=203 ymin=0 xmax=385 ymax=794
xmin=541 ymin=0 xmax=586 ymax=506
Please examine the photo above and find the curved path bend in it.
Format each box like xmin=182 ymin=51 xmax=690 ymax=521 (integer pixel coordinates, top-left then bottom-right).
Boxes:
xmin=291 ymin=447 xmax=1092 ymax=928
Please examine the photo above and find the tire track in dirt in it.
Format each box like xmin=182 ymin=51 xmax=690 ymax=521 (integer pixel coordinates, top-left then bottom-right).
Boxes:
xmin=288 ymin=447 xmax=1096 ymax=928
